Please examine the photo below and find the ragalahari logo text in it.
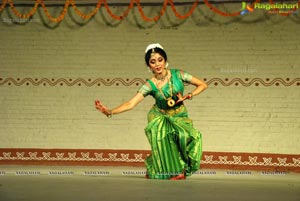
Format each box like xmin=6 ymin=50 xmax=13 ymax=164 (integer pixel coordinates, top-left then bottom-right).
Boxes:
xmin=240 ymin=2 xmax=299 ymax=15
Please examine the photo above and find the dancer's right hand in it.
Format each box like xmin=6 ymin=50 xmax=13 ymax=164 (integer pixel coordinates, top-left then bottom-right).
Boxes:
xmin=95 ymin=100 xmax=112 ymax=117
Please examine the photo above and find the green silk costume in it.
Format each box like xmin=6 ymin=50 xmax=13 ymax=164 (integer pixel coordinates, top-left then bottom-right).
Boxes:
xmin=138 ymin=69 xmax=202 ymax=179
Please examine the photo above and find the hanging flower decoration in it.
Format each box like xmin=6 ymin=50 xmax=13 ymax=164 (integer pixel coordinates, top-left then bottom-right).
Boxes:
xmin=203 ymin=0 xmax=241 ymax=17
xmin=169 ymin=0 xmax=199 ymax=19
xmin=40 ymin=0 xmax=70 ymax=22
xmin=104 ymin=0 xmax=135 ymax=20
xmin=8 ymin=0 xmax=40 ymax=18
xmin=71 ymin=0 xmax=102 ymax=19
xmin=1 ymin=0 xmax=299 ymax=23
xmin=0 ymin=0 xmax=7 ymax=12
xmin=136 ymin=0 xmax=168 ymax=22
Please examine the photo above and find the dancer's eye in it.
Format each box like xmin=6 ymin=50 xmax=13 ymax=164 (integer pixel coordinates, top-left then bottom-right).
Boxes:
xmin=150 ymin=60 xmax=156 ymax=64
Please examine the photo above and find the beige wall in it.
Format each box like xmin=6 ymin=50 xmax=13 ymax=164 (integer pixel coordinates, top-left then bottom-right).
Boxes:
xmin=0 ymin=4 xmax=299 ymax=154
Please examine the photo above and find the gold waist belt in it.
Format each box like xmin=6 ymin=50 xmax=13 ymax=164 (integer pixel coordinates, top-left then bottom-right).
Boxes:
xmin=155 ymin=104 xmax=184 ymax=116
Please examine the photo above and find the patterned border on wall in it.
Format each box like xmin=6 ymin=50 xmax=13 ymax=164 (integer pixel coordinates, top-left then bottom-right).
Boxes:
xmin=0 ymin=77 xmax=299 ymax=87
xmin=0 ymin=149 xmax=299 ymax=173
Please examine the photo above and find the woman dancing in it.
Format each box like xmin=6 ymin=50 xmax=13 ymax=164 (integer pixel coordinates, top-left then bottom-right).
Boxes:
xmin=95 ymin=43 xmax=207 ymax=180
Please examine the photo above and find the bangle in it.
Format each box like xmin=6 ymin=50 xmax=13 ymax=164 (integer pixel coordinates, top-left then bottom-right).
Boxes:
xmin=188 ymin=92 xmax=193 ymax=100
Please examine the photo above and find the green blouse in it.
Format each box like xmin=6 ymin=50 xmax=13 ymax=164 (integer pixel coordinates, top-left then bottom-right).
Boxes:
xmin=138 ymin=69 xmax=192 ymax=110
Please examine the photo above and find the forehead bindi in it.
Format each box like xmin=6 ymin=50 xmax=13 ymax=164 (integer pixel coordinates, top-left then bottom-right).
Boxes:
xmin=150 ymin=53 xmax=164 ymax=61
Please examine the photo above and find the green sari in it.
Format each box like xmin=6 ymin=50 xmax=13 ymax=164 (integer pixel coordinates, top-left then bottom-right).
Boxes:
xmin=138 ymin=69 xmax=202 ymax=179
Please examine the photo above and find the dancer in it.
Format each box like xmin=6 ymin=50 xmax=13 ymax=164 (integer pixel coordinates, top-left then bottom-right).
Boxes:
xmin=95 ymin=43 xmax=207 ymax=180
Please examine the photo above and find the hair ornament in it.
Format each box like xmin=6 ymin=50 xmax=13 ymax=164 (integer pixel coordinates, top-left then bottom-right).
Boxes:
xmin=145 ymin=43 xmax=164 ymax=53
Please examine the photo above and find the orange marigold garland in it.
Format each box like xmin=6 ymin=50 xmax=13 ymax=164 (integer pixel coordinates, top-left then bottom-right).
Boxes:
xmin=136 ymin=0 xmax=168 ymax=22
xmin=8 ymin=0 xmax=40 ymax=19
xmin=169 ymin=0 xmax=199 ymax=19
xmin=40 ymin=0 xmax=70 ymax=22
xmin=1 ymin=0 xmax=299 ymax=24
xmin=0 ymin=0 xmax=7 ymax=12
xmin=203 ymin=0 xmax=242 ymax=17
xmin=70 ymin=0 xmax=102 ymax=19
xmin=103 ymin=0 xmax=134 ymax=20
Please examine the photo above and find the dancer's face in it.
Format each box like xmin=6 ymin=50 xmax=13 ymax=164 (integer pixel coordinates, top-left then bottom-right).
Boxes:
xmin=148 ymin=53 xmax=166 ymax=74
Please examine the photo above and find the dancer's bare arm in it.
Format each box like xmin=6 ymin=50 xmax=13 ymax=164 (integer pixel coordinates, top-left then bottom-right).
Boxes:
xmin=176 ymin=75 xmax=208 ymax=103
xmin=95 ymin=92 xmax=144 ymax=117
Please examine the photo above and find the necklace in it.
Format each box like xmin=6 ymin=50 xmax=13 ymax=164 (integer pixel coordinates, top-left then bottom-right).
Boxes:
xmin=156 ymin=71 xmax=175 ymax=107
xmin=154 ymin=70 xmax=168 ymax=81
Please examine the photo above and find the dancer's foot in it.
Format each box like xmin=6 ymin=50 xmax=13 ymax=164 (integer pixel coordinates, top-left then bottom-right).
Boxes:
xmin=169 ymin=173 xmax=186 ymax=180
xmin=145 ymin=171 xmax=149 ymax=179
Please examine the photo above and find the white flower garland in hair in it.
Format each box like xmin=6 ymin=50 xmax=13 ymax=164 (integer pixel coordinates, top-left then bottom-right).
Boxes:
xmin=145 ymin=43 xmax=164 ymax=53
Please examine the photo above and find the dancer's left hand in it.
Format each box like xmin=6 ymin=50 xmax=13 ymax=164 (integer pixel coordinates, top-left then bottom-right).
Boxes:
xmin=175 ymin=93 xmax=191 ymax=104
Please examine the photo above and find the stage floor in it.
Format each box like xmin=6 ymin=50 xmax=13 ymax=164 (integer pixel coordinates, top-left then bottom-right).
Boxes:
xmin=0 ymin=166 xmax=299 ymax=201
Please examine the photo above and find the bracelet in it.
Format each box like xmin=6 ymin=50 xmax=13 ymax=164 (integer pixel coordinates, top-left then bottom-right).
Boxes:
xmin=188 ymin=92 xmax=193 ymax=100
